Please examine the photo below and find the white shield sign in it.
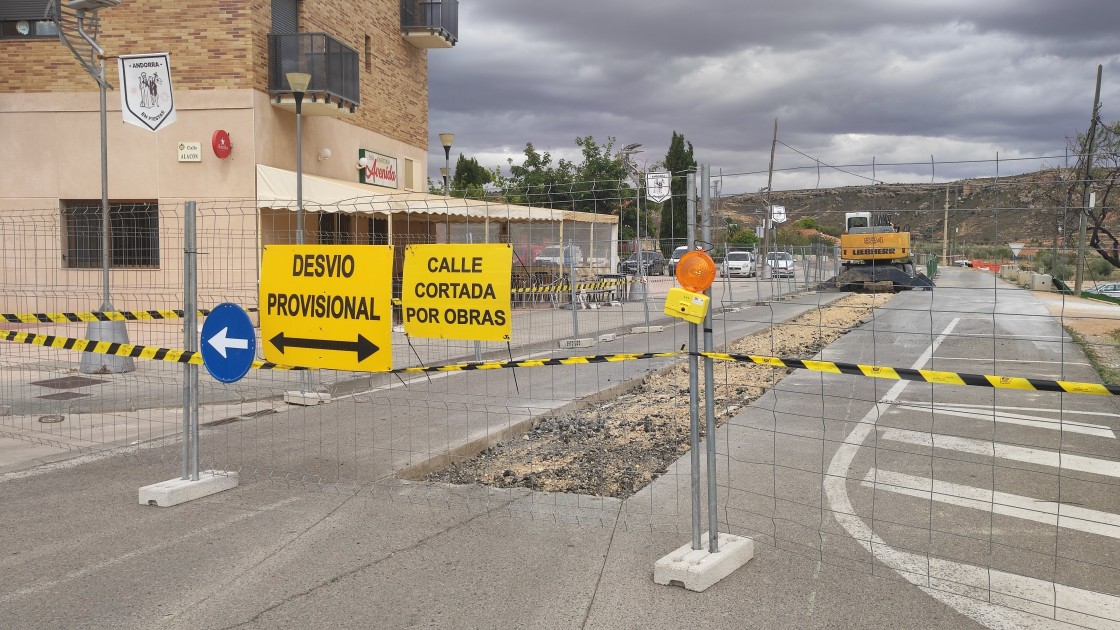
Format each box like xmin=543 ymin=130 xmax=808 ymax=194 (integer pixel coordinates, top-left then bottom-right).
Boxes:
xmin=646 ymin=171 xmax=671 ymax=203
xmin=771 ymin=205 xmax=787 ymax=224
xmin=118 ymin=53 xmax=177 ymax=132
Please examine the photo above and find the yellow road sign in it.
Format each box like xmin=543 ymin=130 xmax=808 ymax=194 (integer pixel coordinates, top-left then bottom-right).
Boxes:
xmin=260 ymin=245 xmax=393 ymax=371
xmin=401 ymin=244 xmax=512 ymax=342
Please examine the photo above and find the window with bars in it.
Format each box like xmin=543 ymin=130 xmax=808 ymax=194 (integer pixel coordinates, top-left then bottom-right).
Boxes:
xmin=61 ymin=201 xmax=160 ymax=268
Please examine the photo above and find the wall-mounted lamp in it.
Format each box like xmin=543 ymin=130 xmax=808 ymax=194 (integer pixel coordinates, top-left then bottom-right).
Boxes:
xmin=356 ymin=156 xmax=369 ymax=170
xmin=318 ymin=148 xmax=332 ymax=161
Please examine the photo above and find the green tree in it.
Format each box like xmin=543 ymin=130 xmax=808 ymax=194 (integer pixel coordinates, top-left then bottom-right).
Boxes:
xmin=573 ymin=136 xmax=632 ymax=215
xmin=452 ymin=153 xmax=492 ymax=196
xmin=729 ymin=229 xmax=760 ymax=246
xmin=659 ymin=132 xmax=696 ymax=253
xmin=499 ymin=142 xmax=576 ymax=208
xmin=493 ymin=136 xmax=636 ymax=216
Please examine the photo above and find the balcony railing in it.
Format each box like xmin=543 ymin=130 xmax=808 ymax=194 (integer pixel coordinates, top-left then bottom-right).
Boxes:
xmin=268 ymin=33 xmax=360 ymax=112
xmin=400 ymin=0 xmax=458 ymax=48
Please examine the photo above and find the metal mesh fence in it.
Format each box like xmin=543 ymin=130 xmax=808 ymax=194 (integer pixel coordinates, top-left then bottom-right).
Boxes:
xmin=2 ymin=157 xmax=1119 ymax=627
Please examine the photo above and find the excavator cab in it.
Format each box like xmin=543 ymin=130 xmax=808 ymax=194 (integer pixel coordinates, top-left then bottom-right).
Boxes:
xmin=845 ymin=212 xmax=872 ymax=233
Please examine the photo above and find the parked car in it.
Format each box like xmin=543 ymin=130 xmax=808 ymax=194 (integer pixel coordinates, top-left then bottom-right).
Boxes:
xmin=619 ymin=250 xmax=666 ymax=275
xmin=1084 ymin=283 xmax=1120 ymax=298
xmin=667 ymin=245 xmax=690 ymax=275
xmin=766 ymin=251 xmax=795 ymax=278
xmin=719 ymin=251 xmax=755 ymax=278
xmin=533 ymin=244 xmax=583 ymax=267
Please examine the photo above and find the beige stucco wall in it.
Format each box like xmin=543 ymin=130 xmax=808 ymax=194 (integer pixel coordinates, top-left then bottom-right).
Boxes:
xmin=0 ymin=87 xmax=429 ymax=210
xmin=254 ymin=92 xmax=428 ymax=192
xmin=0 ymin=89 xmax=258 ymax=209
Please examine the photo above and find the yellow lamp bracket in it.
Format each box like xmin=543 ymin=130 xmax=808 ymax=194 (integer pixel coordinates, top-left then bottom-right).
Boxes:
xmin=664 ymin=287 xmax=710 ymax=324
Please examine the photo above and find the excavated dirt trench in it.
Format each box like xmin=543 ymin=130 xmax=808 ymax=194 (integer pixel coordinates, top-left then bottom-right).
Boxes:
xmin=425 ymin=294 xmax=888 ymax=498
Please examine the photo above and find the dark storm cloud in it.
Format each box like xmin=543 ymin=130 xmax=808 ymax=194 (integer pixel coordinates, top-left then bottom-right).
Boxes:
xmin=427 ymin=0 xmax=1120 ymax=192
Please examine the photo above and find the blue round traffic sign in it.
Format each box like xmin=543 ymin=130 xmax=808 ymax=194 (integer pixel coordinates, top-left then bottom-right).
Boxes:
xmin=200 ymin=303 xmax=256 ymax=383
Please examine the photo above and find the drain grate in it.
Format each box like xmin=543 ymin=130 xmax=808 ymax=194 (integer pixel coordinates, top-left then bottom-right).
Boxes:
xmin=31 ymin=376 xmax=108 ymax=390
xmin=38 ymin=415 xmax=66 ymax=423
xmin=204 ymin=408 xmax=277 ymax=427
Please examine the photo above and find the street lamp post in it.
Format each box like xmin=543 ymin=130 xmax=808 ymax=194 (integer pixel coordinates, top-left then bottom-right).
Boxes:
xmin=438 ymin=132 xmax=477 ymax=359
xmin=286 ymin=72 xmax=311 ymax=395
xmin=619 ymin=144 xmax=644 ymax=262
xmin=439 ymin=132 xmax=454 ymax=198
xmin=286 ymin=72 xmax=311 ymax=246
xmin=48 ymin=0 xmax=133 ymax=373
xmin=620 ymin=144 xmax=651 ymax=326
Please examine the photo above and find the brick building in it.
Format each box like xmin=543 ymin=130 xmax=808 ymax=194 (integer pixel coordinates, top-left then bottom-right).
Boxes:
xmin=1 ymin=0 xmax=450 ymax=207
xmin=0 ymin=0 xmax=619 ymax=315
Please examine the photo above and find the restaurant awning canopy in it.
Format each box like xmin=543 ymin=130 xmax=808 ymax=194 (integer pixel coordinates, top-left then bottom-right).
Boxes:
xmin=256 ymin=164 xmax=616 ymax=224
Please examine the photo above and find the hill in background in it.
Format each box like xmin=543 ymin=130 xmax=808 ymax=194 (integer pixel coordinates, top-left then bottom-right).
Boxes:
xmin=716 ymin=170 xmax=1081 ymax=249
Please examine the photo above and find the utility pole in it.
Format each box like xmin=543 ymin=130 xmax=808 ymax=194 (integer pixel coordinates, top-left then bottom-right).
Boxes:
xmin=1074 ymin=64 xmax=1103 ymax=295
xmin=763 ymin=119 xmax=778 ymax=279
xmin=942 ymin=183 xmax=950 ymax=265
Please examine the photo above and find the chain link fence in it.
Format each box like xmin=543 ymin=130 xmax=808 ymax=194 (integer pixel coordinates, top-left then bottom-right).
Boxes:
xmin=2 ymin=164 xmax=1119 ymax=627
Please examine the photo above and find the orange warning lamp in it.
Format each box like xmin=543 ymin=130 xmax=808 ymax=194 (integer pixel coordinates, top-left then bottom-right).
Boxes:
xmin=675 ymin=250 xmax=717 ymax=292
xmin=665 ymin=250 xmax=715 ymax=324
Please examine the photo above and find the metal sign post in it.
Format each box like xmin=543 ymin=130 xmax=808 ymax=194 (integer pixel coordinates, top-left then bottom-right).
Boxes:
xmin=686 ymin=171 xmax=702 ymax=551
xmin=701 ymin=165 xmax=719 ymax=553
xmin=138 ymin=200 xmax=239 ymax=507
xmin=653 ymin=168 xmax=754 ymax=591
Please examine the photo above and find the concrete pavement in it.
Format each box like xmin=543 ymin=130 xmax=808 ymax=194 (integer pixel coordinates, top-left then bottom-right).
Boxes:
xmin=0 ymin=453 xmax=980 ymax=629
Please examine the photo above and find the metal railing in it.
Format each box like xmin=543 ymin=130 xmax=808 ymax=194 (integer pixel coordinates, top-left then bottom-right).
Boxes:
xmin=268 ymin=33 xmax=360 ymax=109
xmin=400 ymin=0 xmax=458 ymax=44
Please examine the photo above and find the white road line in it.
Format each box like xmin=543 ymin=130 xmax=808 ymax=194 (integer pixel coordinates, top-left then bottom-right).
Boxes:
xmin=930 ymin=356 xmax=1090 ymax=367
xmin=906 ymin=552 xmax=1120 ymax=629
xmin=862 ymin=468 xmax=1120 ymax=540
xmin=826 ymin=317 xmax=1120 ymax=628
xmin=900 ymin=403 xmax=1120 ymax=419
xmin=880 ymin=428 xmax=1120 ymax=478
xmin=893 ymin=404 xmax=1115 ymax=438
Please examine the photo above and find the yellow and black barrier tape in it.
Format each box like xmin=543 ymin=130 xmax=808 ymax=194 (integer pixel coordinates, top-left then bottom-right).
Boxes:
xmin=0 ymin=329 xmax=302 ymax=371
xmin=4 ymin=325 xmax=1115 ymax=396
xmin=699 ymin=352 xmax=1120 ymax=397
xmin=511 ymin=279 xmax=629 ymax=295
xmin=388 ymin=350 xmax=681 ymax=374
xmin=1 ymin=307 xmax=260 ymax=325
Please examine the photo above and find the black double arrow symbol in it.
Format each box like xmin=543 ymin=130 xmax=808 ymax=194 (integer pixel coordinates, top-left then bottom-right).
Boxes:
xmin=269 ymin=332 xmax=380 ymax=363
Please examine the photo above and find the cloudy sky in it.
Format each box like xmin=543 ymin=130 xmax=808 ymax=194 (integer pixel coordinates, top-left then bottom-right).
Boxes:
xmin=427 ymin=0 xmax=1119 ymax=195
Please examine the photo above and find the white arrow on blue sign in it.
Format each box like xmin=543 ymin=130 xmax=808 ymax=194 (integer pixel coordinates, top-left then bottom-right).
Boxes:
xmin=200 ymin=302 xmax=256 ymax=383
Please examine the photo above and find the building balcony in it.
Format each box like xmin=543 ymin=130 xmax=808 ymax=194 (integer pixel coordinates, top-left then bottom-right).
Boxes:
xmin=400 ymin=0 xmax=458 ymax=49
xmin=269 ymin=33 xmax=360 ymax=116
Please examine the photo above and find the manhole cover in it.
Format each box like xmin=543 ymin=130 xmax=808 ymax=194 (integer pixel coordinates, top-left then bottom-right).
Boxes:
xmin=31 ymin=376 xmax=108 ymax=390
xmin=38 ymin=415 xmax=66 ymax=424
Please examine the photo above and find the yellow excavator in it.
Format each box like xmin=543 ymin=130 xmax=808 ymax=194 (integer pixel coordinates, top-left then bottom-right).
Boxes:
xmin=832 ymin=212 xmax=933 ymax=292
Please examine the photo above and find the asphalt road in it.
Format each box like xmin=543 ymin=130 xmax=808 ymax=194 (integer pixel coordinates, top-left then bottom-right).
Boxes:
xmin=2 ymin=267 xmax=1118 ymax=628
xmin=715 ymin=266 xmax=1120 ymax=629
